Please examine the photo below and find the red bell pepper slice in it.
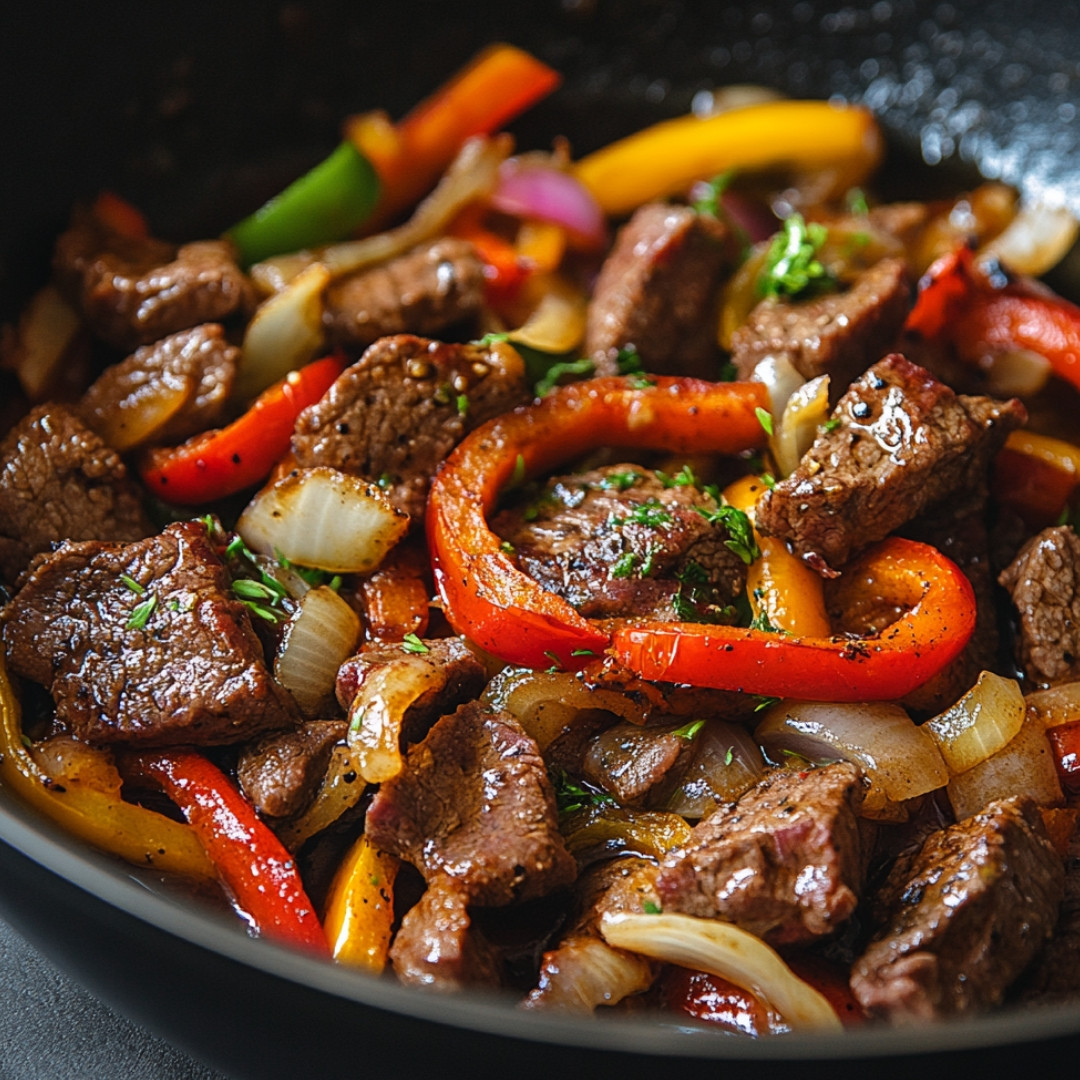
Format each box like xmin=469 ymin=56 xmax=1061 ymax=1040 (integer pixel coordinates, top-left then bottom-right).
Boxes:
xmin=120 ymin=748 xmax=329 ymax=954
xmin=1048 ymin=721 xmax=1080 ymax=797
xmin=906 ymin=245 xmax=1080 ymax=392
xmin=612 ymin=537 xmax=976 ymax=701
xmin=140 ymin=354 xmax=343 ymax=505
xmin=426 ymin=374 xmax=770 ymax=671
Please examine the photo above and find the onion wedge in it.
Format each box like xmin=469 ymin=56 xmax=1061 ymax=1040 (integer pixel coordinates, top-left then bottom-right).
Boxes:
xmin=925 ymin=671 xmax=1025 ymax=775
xmin=600 ymin=912 xmax=841 ymax=1032
xmin=238 ymin=466 xmax=409 ymax=574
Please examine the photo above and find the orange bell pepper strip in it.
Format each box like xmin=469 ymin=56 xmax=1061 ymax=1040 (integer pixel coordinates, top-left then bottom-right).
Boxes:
xmin=0 ymin=656 xmax=214 ymax=880
xmin=907 ymin=245 xmax=1080 ymax=392
xmin=574 ymin=100 xmax=882 ymax=218
xmin=722 ymin=475 xmax=831 ymax=637
xmin=348 ymin=43 xmax=560 ymax=228
xmin=993 ymin=430 xmax=1080 ymax=529
xmin=139 ymin=354 xmax=343 ymax=504
xmin=120 ymin=748 xmax=329 ymax=954
xmin=447 ymin=206 xmax=532 ymax=308
xmin=426 ymin=375 xmax=769 ymax=671
xmin=322 ymin=832 xmax=399 ymax=971
xmin=611 ymin=537 xmax=976 ymax=701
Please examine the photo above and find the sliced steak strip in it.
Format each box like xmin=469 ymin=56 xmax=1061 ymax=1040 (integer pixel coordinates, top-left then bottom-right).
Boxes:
xmin=850 ymin=796 xmax=1064 ymax=1024
xmin=237 ymin=718 xmax=347 ymax=819
xmin=755 ymin=354 xmax=1026 ymax=571
xmin=291 ymin=334 xmax=528 ymax=520
xmin=731 ymin=256 xmax=911 ymax=399
xmin=580 ymin=721 xmax=696 ymax=808
xmin=585 ymin=203 xmax=739 ymax=378
xmin=54 ymin=210 xmax=253 ymax=351
xmin=2 ymin=520 xmax=297 ymax=746
xmin=0 ymin=403 xmax=152 ymax=584
xmin=364 ymin=701 xmax=576 ymax=906
xmin=491 ymin=464 xmax=747 ymax=622
xmin=323 ymin=238 xmax=485 ymax=350
xmin=655 ymin=762 xmax=871 ymax=946
xmin=998 ymin=526 xmax=1080 ymax=688
xmin=78 ymin=324 xmax=238 ymax=450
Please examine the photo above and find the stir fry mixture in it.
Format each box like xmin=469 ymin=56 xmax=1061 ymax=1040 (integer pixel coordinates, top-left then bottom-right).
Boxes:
xmin=6 ymin=44 xmax=1080 ymax=1034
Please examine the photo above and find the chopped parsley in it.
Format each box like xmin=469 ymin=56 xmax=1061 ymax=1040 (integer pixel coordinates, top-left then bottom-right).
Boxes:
xmin=570 ymin=648 xmax=596 ymax=657
xmin=822 ymin=416 xmax=842 ymax=434
xmin=753 ymin=695 xmax=782 ymax=712
xmin=611 ymin=551 xmax=639 ymax=579
xmin=615 ymin=346 xmax=643 ymax=376
xmin=613 ymin=500 xmax=674 ymax=530
xmin=401 ymin=633 xmax=429 ymax=654
xmin=120 ymin=574 xmax=145 ymax=595
xmin=599 ymin=470 xmax=641 ymax=492
xmin=275 ymin=551 xmax=342 ymax=591
xmin=717 ymin=360 xmax=739 ymax=382
xmin=642 ymin=900 xmax=663 ymax=915
xmin=126 ymin=593 xmax=158 ymax=631
xmin=544 ymin=650 xmax=562 ymax=672
xmin=473 ymin=331 xmax=511 ymax=346
xmin=724 ymin=746 xmax=735 ymax=766
xmin=456 ymin=393 xmax=469 ymax=417
xmin=696 ymin=503 xmax=759 ymax=565
xmin=672 ymin=719 xmax=705 ymax=741
xmin=377 ymin=472 xmax=395 ymax=490
xmin=553 ymin=770 xmax=615 ymax=816
xmin=691 ymin=169 xmax=736 ymax=218
xmin=534 ymin=357 xmax=595 ymax=397
xmin=846 ymin=187 xmax=870 ymax=216
xmin=656 ymin=464 xmax=697 ymax=489
xmin=348 ymin=707 xmax=366 ymax=738
xmin=499 ymin=540 xmax=516 ymax=555
xmin=757 ymin=212 xmax=836 ymax=301
xmin=749 ymin=607 xmax=781 ymax=633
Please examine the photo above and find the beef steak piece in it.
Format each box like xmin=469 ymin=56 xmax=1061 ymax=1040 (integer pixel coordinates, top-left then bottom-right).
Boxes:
xmin=490 ymin=463 xmax=748 ymax=622
xmin=731 ymin=256 xmax=911 ymax=400
xmin=655 ymin=761 xmax=871 ymax=945
xmin=0 ymin=403 xmax=152 ymax=584
xmin=585 ymin=202 xmax=739 ymax=378
xmin=999 ymin=525 xmax=1080 ymax=688
xmin=2 ymin=520 xmax=297 ymax=746
xmin=323 ymin=238 xmax=485 ymax=350
xmin=237 ymin=718 xmax=347 ymax=819
xmin=291 ymin=334 xmax=528 ymax=520
xmin=54 ymin=209 xmax=253 ymax=351
xmin=78 ymin=324 xmax=238 ymax=449
xmin=580 ymin=721 xmax=696 ymax=808
xmin=850 ymin=796 xmax=1064 ymax=1023
xmin=364 ymin=701 xmax=576 ymax=906
xmin=755 ymin=354 xmax=1026 ymax=571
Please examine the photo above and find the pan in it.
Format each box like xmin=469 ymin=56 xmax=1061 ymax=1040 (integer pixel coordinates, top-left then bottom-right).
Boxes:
xmin=1 ymin=2 xmax=1078 ymax=1076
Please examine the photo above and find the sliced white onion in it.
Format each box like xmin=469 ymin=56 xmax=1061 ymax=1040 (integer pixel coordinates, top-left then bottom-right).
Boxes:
xmin=507 ymin=274 xmax=588 ymax=354
xmin=238 ymin=466 xmax=409 ymax=574
xmin=1025 ymin=681 xmax=1080 ymax=729
xmin=233 ymin=262 xmax=330 ymax=401
xmin=274 ymin=586 xmax=361 ymax=717
xmin=665 ymin=720 xmax=767 ymax=818
xmin=86 ymin=374 xmax=190 ymax=452
xmin=524 ymin=936 xmax=657 ymax=1012
xmin=2 ymin=284 xmax=83 ymax=401
xmin=482 ymin=667 xmax=649 ymax=752
xmin=983 ymin=348 xmax=1053 ymax=398
xmin=755 ymin=700 xmax=949 ymax=818
xmin=924 ymin=671 xmax=1025 ymax=776
xmin=600 ymin=912 xmax=841 ymax=1032
xmin=946 ymin=709 xmax=1064 ymax=820
xmin=749 ymin=354 xmax=805 ymax=438
xmin=978 ymin=200 xmax=1080 ymax=277
xmin=276 ymin=742 xmax=364 ymax=852
xmin=773 ymin=373 xmax=830 ymax=478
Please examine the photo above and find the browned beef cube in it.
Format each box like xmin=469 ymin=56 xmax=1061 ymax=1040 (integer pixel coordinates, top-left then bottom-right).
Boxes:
xmin=755 ymin=354 xmax=1026 ymax=571
xmin=323 ymin=238 xmax=485 ymax=350
xmin=1 ymin=520 xmax=297 ymax=746
xmin=0 ymin=403 xmax=152 ymax=583
xmin=291 ymin=334 xmax=528 ymax=520
xmin=237 ymin=718 xmax=347 ymax=818
xmin=490 ymin=464 xmax=747 ymax=622
xmin=78 ymin=324 xmax=238 ymax=449
xmin=998 ymin=526 xmax=1080 ymax=688
xmin=655 ymin=762 xmax=871 ymax=946
xmin=585 ymin=203 xmax=739 ymax=378
xmin=731 ymin=256 xmax=911 ymax=399
xmin=54 ymin=209 xmax=253 ymax=350
xmin=364 ymin=701 xmax=576 ymax=906
xmin=850 ymin=796 xmax=1064 ymax=1023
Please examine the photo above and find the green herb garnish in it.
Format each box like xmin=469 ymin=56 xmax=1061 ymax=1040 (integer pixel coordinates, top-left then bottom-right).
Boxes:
xmin=126 ymin=593 xmax=158 ymax=631
xmin=534 ymin=357 xmax=595 ymax=397
xmin=401 ymin=633 xmax=429 ymax=654
xmin=696 ymin=503 xmax=759 ymax=565
xmin=758 ymin=212 xmax=835 ymax=300
xmin=755 ymin=406 xmax=774 ymax=436
xmin=611 ymin=551 xmax=639 ymax=579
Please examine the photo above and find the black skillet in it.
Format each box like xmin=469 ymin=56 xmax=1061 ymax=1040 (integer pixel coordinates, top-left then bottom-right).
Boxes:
xmin=1 ymin=2 xmax=1079 ymax=1077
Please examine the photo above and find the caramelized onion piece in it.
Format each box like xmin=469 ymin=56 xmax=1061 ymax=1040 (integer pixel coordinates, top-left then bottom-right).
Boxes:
xmin=561 ymin=803 xmax=693 ymax=860
xmin=275 ymin=742 xmax=364 ymax=852
xmin=522 ymin=937 xmax=657 ymax=1012
xmin=925 ymin=671 xmax=1025 ymax=775
xmin=665 ymin=720 xmax=767 ymax=819
xmin=1025 ymin=681 xmax=1080 ymax=729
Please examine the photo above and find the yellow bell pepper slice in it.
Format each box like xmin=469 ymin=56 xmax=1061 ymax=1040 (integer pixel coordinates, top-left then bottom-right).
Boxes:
xmin=0 ymin=655 xmax=214 ymax=880
xmin=575 ymin=100 xmax=883 ymax=219
xmin=323 ymin=832 xmax=399 ymax=972
xmin=724 ymin=474 xmax=831 ymax=637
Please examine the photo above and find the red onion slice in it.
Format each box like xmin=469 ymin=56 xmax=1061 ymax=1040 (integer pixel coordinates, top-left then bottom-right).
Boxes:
xmin=491 ymin=162 xmax=608 ymax=251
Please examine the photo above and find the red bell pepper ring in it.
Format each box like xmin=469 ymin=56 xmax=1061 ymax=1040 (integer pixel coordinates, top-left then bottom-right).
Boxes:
xmin=426 ymin=375 xmax=770 ymax=671
xmin=611 ymin=536 xmax=976 ymax=701
xmin=120 ymin=748 xmax=329 ymax=954
xmin=140 ymin=354 xmax=344 ymax=504
xmin=906 ymin=245 xmax=1080 ymax=392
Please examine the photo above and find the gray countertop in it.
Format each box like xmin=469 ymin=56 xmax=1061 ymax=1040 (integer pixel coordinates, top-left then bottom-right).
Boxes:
xmin=0 ymin=916 xmax=227 ymax=1080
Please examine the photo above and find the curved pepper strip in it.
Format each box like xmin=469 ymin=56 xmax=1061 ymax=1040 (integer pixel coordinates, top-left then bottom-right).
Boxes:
xmin=574 ymin=101 xmax=882 ymax=218
xmin=120 ymin=748 xmax=329 ymax=954
xmin=323 ymin=832 xmax=399 ymax=971
xmin=427 ymin=375 xmax=769 ymax=671
xmin=906 ymin=245 xmax=1080 ymax=392
xmin=993 ymin=430 xmax=1080 ymax=529
xmin=140 ymin=354 xmax=344 ymax=505
xmin=611 ymin=537 xmax=976 ymax=701
xmin=0 ymin=656 xmax=213 ymax=879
